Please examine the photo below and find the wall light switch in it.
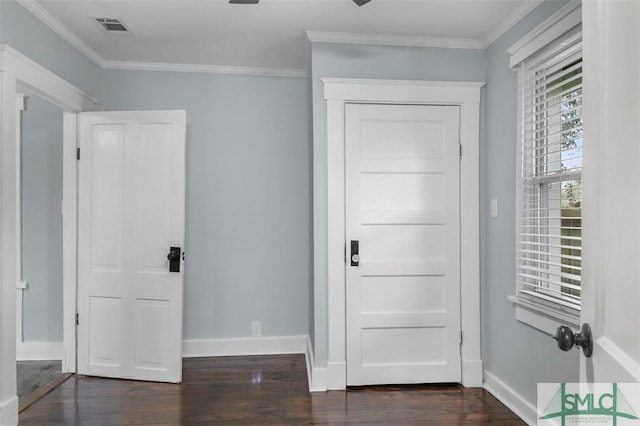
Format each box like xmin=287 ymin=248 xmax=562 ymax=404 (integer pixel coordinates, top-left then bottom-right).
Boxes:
xmin=491 ymin=198 xmax=498 ymax=218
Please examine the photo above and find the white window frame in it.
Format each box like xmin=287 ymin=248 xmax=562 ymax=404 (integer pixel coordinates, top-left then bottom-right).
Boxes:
xmin=508 ymin=0 xmax=583 ymax=335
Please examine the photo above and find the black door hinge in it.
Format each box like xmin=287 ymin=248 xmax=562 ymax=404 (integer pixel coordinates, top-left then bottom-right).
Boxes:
xmin=76 ymin=147 xmax=81 ymax=160
xmin=76 ymin=313 xmax=79 ymax=325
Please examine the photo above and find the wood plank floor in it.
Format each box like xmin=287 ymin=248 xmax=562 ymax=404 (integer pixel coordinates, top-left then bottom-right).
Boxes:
xmin=17 ymin=360 xmax=61 ymax=400
xmin=20 ymin=355 xmax=524 ymax=425
xmin=17 ymin=360 xmax=69 ymax=413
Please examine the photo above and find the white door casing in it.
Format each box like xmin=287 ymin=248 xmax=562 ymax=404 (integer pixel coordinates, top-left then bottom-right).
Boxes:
xmin=321 ymin=79 xmax=483 ymax=391
xmin=1 ymin=44 xmax=97 ymax=425
xmin=77 ymin=111 xmax=186 ymax=383
xmin=345 ymin=103 xmax=461 ymax=385
xmin=15 ymin=95 xmax=26 ymax=348
xmin=580 ymin=0 xmax=640 ymax=383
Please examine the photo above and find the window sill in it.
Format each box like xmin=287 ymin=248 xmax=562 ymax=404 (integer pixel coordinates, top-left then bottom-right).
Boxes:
xmin=508 ymin=294 xmax=580 ymax=336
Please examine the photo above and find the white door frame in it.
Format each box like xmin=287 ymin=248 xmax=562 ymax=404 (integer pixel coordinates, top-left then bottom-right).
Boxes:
xmin=15 ymin=94 xmax=26 ymax=351
xmin=0 ymin=43 xmax=96 ymax=425
xmin=323 ymin=78 xmax=484 ymax=389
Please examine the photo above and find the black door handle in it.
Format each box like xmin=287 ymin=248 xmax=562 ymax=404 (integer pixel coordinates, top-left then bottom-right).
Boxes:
xmin=350 ymin=240 xmax=359 ymax=267
xmin=167 ymin=246 xmax=181 ymax=272
xmin=554 ymin=323 xmax=593 ymax=357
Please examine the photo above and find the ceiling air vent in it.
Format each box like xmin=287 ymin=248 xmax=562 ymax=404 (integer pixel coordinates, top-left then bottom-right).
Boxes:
xmin=95 ymin=17 xmax=128 ymax=32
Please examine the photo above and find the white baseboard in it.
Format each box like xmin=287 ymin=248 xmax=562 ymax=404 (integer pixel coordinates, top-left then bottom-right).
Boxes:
xmin=182 ymin=335 xmax=307 ymax=358
xmin=462 ymin=359 xmax=484 ymax=387
xmin=327 ymin=361 xmax=346 ymax=390
xmin=305 ymin=336 xmax=327 ymax=392
xmin=483 ymin=370 xmax=536 ymax=426
xmin=0 ymin=396 xmax=19 ymax=426
xmin=310 ymin=366 xmax=327 ymax=392
xmin=17 ymin=341 xmax=63 ymax=361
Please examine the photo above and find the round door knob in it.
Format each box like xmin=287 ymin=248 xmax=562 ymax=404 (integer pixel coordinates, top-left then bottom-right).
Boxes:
xmin=167 ymin=251 xmax=179 ymax=261
xmin=554 ymin=323 xmax=593 ymax=358
xmin=555 ymin=325 xmax=575 ymax=351
xmin=351 ymin=254 xmax=360 ymax=264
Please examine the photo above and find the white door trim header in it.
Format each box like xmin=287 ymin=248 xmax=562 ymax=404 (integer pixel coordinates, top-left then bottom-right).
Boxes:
xmin=0 ymin=44 xmax=96 ymax=112
xmin=322 ymin=78 xmax=484 ymax=390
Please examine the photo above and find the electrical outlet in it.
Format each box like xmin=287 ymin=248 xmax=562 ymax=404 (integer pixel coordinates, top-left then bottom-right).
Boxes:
xmin=251 ymin=321 xmax=261 ymax=337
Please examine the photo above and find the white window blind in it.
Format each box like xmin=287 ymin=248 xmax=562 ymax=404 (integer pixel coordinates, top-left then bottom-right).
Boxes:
xmin=516 ymin=27 xmax=582 ymax=314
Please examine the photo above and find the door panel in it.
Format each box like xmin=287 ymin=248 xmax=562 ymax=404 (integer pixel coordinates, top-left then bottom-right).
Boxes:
xmin=361 ymin=276 xmax=446 ymax=313
xmin=78 ymin=111 xmax=186 ymax=383
xmin=88 ymin=296 xmax=123 ymax=368
xmin=133 ymin=299 xmax=171 ymax=370
xmin=580 ymin=0 xmax=640 ymax=383
xmin=346 ymin=103 xmax=461 ymax=386
xmin=361 ymin=328 xmax=446 ymax=364
xmin=138 ymin=124 xmax=172 ymax=271
xmin=90 ymin=125 xmax=125 ymax=270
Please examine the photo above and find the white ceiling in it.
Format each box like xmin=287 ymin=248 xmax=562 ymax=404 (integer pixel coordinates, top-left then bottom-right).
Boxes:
xmin=23 ymin=0 xmax=539 ymax=75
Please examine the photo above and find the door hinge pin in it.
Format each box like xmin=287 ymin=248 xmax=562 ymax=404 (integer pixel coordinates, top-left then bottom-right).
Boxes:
xmin=460 ymin=330 xmax=463 ymax=344
xmin=76 ymin=313 xmax=79 ymax=325
xmin=76 ymin=147 xmax=81 ymax=160
xmin=459 ymin=144 xmax=462 ymax=158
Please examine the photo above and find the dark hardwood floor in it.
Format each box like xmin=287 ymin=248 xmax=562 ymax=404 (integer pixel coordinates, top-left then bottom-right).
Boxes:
xmin=17 ymin=360 xmax=61 ymax=400
xmin=17 ymin=360 xmax=70 ymax=413
xmin=20 ymin=355 xmax=524 ymax=425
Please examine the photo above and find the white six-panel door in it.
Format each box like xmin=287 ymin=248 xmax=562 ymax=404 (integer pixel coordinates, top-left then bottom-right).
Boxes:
xmin=77 ymin=111 xmax=186 ymax=383
xmin=346 ymin=103 xmax=461 ymax=386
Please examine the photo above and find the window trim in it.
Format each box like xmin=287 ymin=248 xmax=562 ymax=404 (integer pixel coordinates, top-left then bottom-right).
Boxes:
xmin=508 ymin=1 xmax=583 ymax=335
xmin=508 ymin=295 xmax=580 ymax=335
xmin=508 ymin=0 xmax=582 ymax=68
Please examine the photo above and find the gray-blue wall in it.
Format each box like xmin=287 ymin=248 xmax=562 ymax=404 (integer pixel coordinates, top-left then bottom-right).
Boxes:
xmin=481 ymin=0 xmax=578 ymax=404
xmin=21 ymin=96 xmax=63 ymax=342
xmin=1 ymin=0 xmax=101 ymax=344
xmin=309 ymin=42 xmax=486 ymax=366
xmin=3 ymin=0 xmax=311 ymax=342
xmin=0 ymin=0 xmax=102 ymax=96
xmin=100 ymin=70 xmax=311 ymax=339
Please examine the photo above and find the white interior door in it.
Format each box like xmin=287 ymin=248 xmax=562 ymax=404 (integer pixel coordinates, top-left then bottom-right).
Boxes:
xmin=579 ymin=0 xmax=640 ymax=384
xmin=345 ymin=103 xmax=461 ymax=386
xmin=77 ymin=110 xmax=186 ymax=383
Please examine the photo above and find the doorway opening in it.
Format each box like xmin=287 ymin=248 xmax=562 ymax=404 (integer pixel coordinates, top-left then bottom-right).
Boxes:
xmin=15 ymin=94 xmax=71 ymax=412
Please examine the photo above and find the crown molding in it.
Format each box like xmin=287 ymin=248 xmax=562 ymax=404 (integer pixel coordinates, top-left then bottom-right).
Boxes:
xmin=103 ymin=60 xmax=307 ymax=78
xmin=17 ymin=0 xmax=551 ymax=78
xmin=306 ymin=31 xmax=484 ymax=50
xmin=16 ymin=0 xmax=106 ymax=67
xmin=307 ymin=2 xmax=550 ymax=51
xmin=483 ymin=0 xmax=544 ymax=47
xmin=17 ymin=0 xmax=306 ymax=78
